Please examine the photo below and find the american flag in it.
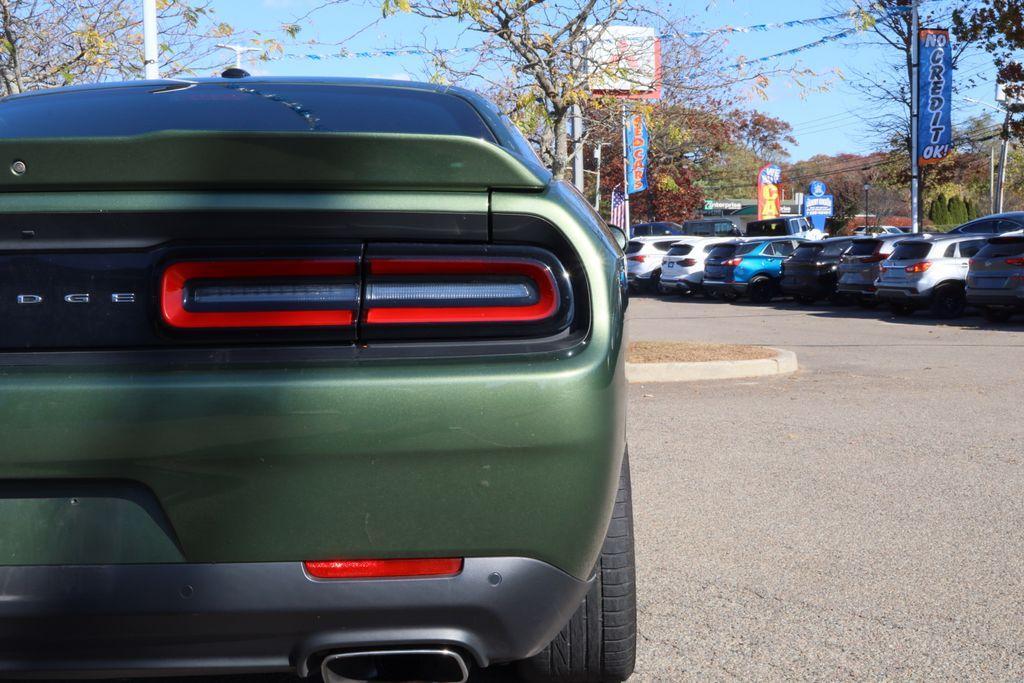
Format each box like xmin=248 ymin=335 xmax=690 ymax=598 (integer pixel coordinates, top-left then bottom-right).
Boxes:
xmin=610 ymin=185 xmax=627 ymax=230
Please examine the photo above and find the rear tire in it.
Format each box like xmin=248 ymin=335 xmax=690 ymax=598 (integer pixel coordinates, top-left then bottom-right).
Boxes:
xmin=983 ymin=307 xmax=1013 ymax=323
xmin=518 ymin=451 xmax=637 ymax=683
xmin=929 ymin=284 xmax=966 ymax=319
xmin=748 ymin=276 xmax=776 ymax=304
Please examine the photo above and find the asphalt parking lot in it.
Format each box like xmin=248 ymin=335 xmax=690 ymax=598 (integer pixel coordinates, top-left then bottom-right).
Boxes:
xmin=628 ymin=294 xmax=1024 ymax=679
xmin=34 ymin=295 xmax=1024 ymax=682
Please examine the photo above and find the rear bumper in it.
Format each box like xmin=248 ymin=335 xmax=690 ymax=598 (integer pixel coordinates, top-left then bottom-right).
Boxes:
xmin=875 ymin=285 xmax=929 ymax=301
xmin=703 ymin=281 xmax=747 ymax=296
xmin=0 ymin=557 xmax=589 ymax=678
xmin=966 ymin=289 xmax=1024 ymax=307
xmin=657 ymin=279 xmax=691 ymax=293
xmin=780 ymin=274 xmax=832 ymax=297
xmin=836 ymin=282 xmax=877 ymax=297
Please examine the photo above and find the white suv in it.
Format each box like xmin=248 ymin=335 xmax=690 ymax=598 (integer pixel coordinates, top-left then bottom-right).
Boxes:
xmin=875 ymin=234 xmax=989 ymax=318
xmin=658 ymin=237 xmax=737 ymax=295
xmin=625 ymin=236 xmax=685 ymax=291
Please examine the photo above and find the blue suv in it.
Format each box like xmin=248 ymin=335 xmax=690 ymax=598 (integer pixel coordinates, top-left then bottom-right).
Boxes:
xmin=703 ymin=238 xmax=804 ymax=303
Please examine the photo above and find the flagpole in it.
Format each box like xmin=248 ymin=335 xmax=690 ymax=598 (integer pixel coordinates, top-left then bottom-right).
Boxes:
xmin=621 ymin=103 xmax=630 ymax=237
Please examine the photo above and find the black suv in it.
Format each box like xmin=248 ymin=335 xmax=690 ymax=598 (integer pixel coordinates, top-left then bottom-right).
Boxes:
xmin=780 ymin=237 xmax=854 ymax=303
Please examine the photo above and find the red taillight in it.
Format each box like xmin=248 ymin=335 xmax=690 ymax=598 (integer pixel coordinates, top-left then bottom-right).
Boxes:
xmin=304 ymin=557 xmax=463 ymax=580
xmin=1006 ymin=257 xmax=1024 ymax=266
xmin=724 ymin=257 xmax=743 ymax=267
xmin=627 ymin=255 xmax=646 ymax=263
xmin=160 ymin=259 xmax=359 ymax=329
xmin=680 ymin=258 xmax=698 ymax=267
xmin=862 ymin=254 xmax=887 ymax=263
xmin=905 ymin=261 xmax=932 ymax=273
xmin=363 ymin=257 xmax=559 ymax=325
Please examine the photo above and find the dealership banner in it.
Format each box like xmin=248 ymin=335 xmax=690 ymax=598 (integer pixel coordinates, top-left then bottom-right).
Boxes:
xmin=918 ymin=28 xmax=953 ymax=166
xmin=625 ymin=112 xmax=649 ymax=194
xmin=757 ymin=164 xmax=782 ymax=220
xmin=803 ymin=180 xmax=834 ymax=230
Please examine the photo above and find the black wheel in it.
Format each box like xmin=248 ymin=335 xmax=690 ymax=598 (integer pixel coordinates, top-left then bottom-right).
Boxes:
xmin=983 ymin=307 xmax=1013 ymax=323
xmin=747 ymin=276 xmax=776 ymax=304
xmin=646 ymin=269 xmax=661 ymax=293
xmin=795 ymin=295 xmax=816 ymax=305
xmin=929 ymin=284 xmax=966 ymax=319
xmin=890 ymin=302 xmax=916 ymax=316
xmin=518 ymin=451 xmax=637 ymax=683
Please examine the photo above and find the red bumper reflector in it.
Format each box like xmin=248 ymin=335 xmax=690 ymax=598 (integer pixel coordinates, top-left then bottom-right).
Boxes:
xmin=161 ymin=259 xmax=358 ymax=329
xmin=304 ymin=557 xmax=464 ymax=579
xmin=363 ymin=258 xmax=558 ymax=325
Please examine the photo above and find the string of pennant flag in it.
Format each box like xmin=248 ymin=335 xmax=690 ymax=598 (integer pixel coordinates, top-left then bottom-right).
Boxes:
xmin=272 ymin=5 xmax=913 ymax=66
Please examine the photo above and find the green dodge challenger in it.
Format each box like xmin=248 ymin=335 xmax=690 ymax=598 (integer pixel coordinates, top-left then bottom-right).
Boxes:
xmin=0 ymin=75 xmax=633 ymax=682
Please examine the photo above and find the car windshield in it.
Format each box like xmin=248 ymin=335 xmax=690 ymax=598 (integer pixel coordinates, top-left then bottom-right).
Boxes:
xmin=0 ymin=82 xmax=498 ymax=140
xmin=976 ymin=238 xmax=1024 ymax=259
xmin=890 ymin=242 xmax=932 ymax=260
xmin=848 ymin=240 xmax=880 ymax=256
xmin=667 ymin=244 xmax=694 ymax=256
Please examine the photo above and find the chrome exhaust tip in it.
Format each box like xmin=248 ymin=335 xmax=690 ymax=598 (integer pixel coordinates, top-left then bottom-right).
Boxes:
xmin=320 ymin=648 xmax=469 ymax=683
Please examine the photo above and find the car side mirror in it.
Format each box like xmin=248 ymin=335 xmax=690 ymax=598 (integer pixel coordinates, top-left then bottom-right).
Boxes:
xmin=608 ymin=224 xmax=628 ymax=250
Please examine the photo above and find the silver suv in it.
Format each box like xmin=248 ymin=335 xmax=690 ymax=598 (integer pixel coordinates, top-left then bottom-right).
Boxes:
xmin=837 ymin=234 xmax=923 ymax=307
xmin=875 ymin=235 xmax=989 ymax=318
xmin=966 ymin=235 xmax=1024 ymax=322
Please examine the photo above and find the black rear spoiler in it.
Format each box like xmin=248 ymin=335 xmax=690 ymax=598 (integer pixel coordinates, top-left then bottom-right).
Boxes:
xmin=0 ymin=131 xmax=550 ymax=192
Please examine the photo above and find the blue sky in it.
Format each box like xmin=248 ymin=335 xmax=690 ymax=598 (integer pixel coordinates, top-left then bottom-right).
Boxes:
xmin=207 ymin=0 xmax=999 ymax=161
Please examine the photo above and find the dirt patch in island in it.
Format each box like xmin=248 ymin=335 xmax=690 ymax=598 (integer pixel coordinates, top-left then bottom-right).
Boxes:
xmin=627 ymin=341 xmax=777 ymax=364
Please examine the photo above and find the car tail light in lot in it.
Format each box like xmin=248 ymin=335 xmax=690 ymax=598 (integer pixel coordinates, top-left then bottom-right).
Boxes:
xmin=627 ymin=255 xmax=646 ymax=263
xmin=862 ymin=254 xmax=887 ymax=263
xmin=680 ymin=258 xmax=697 ymax=267
xmin=304 ymin=557 xmax=464 ymax=579
xmin=904 ymin=261 xmax=932 ymax=274
xmin=363 ymin=257 xmax=558 ymax=325
xmin=161 ymin=258 xmax=360 ymax=329
xmin=723 ymin=257 xmax=743 ymax=267
xmin=1005 ymin=257 xmax=1024 ymax=266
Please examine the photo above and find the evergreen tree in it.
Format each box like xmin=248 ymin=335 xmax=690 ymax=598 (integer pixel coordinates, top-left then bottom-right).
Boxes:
xmin=948 ymin=196 xmax=968 ymax=226
xmin=966 ymin=199 xmax=979 ymax=221
xmin=929 ymin=193 xmax=950 ymax=226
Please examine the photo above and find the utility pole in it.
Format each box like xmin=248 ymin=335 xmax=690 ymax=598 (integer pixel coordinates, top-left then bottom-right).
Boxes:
xmin=143 ymin=0 xmax=159 ymax=79
xmin=593 ymin=143 xmax=607 ymax=210
xmin=217 ymin=44 xmax=261 ymax=69
xmin=967 ymin=94 xmax=1014 ymax=214
xmin=910 ymin=0 xmax=920 ymax=233
xmin=863 ymin=182 xmax=872 ymax=229
xmin=572 ymin=105 xmax=585 ymax=193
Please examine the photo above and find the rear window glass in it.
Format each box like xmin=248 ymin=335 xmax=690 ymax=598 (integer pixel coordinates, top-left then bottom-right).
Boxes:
xmin=736 ymin=242 xmax=761 ymax=256
xmin=959 ymin=239 xmax=988 ymax=258
xmin=746 ymin=220 xmax=788 ymax=237
xmin=625 ymin=241 xmax=644 ymax=255
xmin=0 ymin=83 xmax=497 ymax=140
xmin=790 ymin=244 xmax=823 ymax=261
xmin=890 ymin=242 xmax=932 ymax=260
xmin=708 ymin=244 xmax=738 ymax=259
xmin=976 ymin=238 xmax=1024 ymax=258
xmin=848 ymin=240 xmax=880 ymax=256
xmin=821 ymin=240 xmax=851 ymax=257
xmin=667 ymin=244 xmax=694 ymax=256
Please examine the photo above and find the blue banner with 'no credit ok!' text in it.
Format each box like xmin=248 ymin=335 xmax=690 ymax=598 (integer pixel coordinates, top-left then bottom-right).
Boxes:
xmin=918 ymin=28 xmax=953 ymax=166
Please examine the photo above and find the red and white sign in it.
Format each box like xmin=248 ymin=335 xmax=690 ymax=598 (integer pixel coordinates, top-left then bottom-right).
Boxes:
xmin=588 ymin=26 xmax=662 ymax=100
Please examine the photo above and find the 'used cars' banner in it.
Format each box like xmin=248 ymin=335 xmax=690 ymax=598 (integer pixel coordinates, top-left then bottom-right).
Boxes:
xmin=757 ymin=164 xmax=782 ymax=220
xmin=918 ymin=28 xmax=953 ymax=166
xmin=625 ymin=113 xmax=649 ymax=194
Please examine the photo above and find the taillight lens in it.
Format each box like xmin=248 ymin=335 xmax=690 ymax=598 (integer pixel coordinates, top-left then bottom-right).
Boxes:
xmin=724 ymin=257 xmax=743 ymax=267
xmin=680 ymin=258 xmax=698 ymax=267
xmin=304 ymin=557 xmax=463 ymax=580
xmin=905 ymin=261 xmax=932 ymax=273
xmin=161 ymin=258 xmax=359 ymax=329
xmin=627 ymin=255 xmax=646 ymax=263
xmin=1006 ymin=257 xmax=1024 ymax=266
xmin=863 ymin=254 xmax=886 ymax=263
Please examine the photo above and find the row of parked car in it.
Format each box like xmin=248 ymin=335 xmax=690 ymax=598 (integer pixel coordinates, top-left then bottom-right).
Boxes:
xmin=625 ymin=212 xmax=1024 ymax=322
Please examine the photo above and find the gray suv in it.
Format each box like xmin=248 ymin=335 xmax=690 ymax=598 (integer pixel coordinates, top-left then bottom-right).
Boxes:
xmin=966 ymin=235 xmax=1024 ymax=322
xmin=837 ymin=234 xmax=924 ymax=307
xmin=875 ymin=235 xmax=988 ymax=317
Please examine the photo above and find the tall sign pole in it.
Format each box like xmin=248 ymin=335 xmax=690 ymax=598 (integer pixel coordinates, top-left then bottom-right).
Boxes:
xmin=621 ymin=103 xmax=630 ymax=235
xmin=910 ymin=0 xmax=920 ymax=233
xmin=143 ymin=0 xmax=159 ymax=79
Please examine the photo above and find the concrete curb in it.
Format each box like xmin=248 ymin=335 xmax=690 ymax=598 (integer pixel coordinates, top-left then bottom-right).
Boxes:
xmin=626 ymin=347 xmax=798 ymax=384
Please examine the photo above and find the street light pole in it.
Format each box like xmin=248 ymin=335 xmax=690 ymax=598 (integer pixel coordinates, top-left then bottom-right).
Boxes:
xmin=143 ymin=0 xmax=159 ymax=79
xmin=863 ymin=182 xmax=872 ymax=229
xmin=593 ymin=143 xmax=607 ymax=211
